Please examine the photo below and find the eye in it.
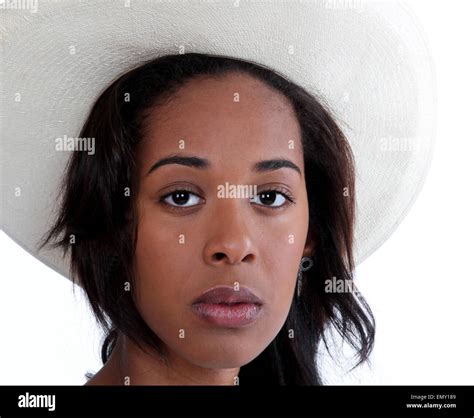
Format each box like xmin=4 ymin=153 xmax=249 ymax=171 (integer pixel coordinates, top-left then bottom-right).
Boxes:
xmin=160 ymin=190 xmax=203 ymax=208
xmin=159 ymin=186 xmax=295 ymax=211
xmin=250 ymin=188 xmax=295 ymax=209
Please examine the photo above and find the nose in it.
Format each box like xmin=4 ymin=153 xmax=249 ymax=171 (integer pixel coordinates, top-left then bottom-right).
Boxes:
xmin=202 ymin=201 xmax=257 ymax=266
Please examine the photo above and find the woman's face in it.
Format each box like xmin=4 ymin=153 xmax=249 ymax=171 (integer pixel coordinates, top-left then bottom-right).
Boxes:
xmin=133 ymin=72 xmax=313 ymax=370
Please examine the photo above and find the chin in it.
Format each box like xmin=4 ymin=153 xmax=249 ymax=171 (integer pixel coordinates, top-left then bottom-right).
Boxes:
xmin=177 ymin=341 xmax=266 ymax=370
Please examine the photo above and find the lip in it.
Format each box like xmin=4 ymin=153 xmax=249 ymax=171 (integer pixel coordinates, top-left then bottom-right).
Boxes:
xmin=191 ymin=285 xmax=264 ymax=328
xmin=192 ymin=285 xmax=264 ymax=305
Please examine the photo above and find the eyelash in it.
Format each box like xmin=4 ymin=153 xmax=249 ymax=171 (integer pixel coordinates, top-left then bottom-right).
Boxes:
xmin=158 ymin=186 xmax=296 ymax=212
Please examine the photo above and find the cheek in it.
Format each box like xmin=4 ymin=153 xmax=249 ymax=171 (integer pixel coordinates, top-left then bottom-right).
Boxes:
xmin=133 ymin=213 xmax=188 ymax=326
xmin=258 ymin=213 xmax=309 ymax=319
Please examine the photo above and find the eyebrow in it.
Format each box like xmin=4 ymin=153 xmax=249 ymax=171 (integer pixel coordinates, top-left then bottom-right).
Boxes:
xmin=146 ymin=154 xmax=302 ymax=177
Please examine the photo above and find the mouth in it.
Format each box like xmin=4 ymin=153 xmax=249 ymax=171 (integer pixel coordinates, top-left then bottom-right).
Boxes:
xmin=191 ymin=285 xmax=264 ymax=328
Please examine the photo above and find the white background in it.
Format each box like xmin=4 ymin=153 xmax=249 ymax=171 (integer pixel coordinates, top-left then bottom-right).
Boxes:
xmin=1 ymin=0 xmax=473 ymax=385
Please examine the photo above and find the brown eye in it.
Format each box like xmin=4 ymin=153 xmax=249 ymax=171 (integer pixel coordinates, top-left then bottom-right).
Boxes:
xmin=250 ymin=190 xmax=294 ymax=208
xmin=161 ymin=190 xmax=203 ymax=208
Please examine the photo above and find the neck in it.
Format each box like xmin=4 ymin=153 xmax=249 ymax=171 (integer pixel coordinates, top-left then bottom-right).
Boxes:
xmin=86 ymin=333 xmax=240 ymax=386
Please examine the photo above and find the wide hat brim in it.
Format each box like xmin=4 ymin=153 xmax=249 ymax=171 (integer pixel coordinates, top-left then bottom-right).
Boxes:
xmin=1 ymin=0 xmax=436 ymax=282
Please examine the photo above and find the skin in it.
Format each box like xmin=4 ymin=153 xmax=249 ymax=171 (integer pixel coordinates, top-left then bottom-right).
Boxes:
xmin=86 ymin=72 xmax=314 ymax=385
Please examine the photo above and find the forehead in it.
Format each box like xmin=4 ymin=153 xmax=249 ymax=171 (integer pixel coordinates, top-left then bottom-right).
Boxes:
xmin=137 ymin=72 xmax=303 ymax=175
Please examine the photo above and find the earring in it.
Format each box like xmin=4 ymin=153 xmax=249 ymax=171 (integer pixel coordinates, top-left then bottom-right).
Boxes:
xmin=297 ymin=256 xmax=314 ymax=298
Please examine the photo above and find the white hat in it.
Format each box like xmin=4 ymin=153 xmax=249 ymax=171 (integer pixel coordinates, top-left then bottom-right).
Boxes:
xmin=1 ymin=0 xmax=436 ymax=281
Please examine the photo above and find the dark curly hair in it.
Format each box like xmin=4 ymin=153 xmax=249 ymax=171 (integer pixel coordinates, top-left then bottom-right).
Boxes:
xmin=39 ymin=52 xmax=375 ymax=385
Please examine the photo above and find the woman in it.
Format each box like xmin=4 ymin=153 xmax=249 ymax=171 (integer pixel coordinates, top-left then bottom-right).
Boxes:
xmin=39 ymin=52 xmax=375 ymax=385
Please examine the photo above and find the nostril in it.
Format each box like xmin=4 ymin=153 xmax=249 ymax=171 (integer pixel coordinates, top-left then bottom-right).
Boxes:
xmin=214 ymin=253 xmax=226 ymax=261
